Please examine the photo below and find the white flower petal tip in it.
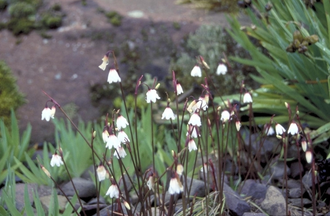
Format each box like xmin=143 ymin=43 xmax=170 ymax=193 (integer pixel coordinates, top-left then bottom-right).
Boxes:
xmin=105 ymin=135 xmax=121 ymax=149
xmin=96 ymin=165 xmax=108 ymax=182
xmin=264 ymin=124 xmax=275 ymax=136
xmin=168 ymin=177 xmax=183 ymax=195
xmin=114 ymin=147 xmax=127 ymax=159
xmin=275 ymin=124 xmax=286 ymax=135
xmin=106 ymin=184 xmax=119 ymax=199
xmin=146 ymin=89 xmax=160 ymax=103
xmin=162 ymin=107 xmax=176 ymax=120
xmin=107 ymin=69 xmax=121 ymax=83
xmin=50 ymin=154 xmax=63 ymax=167
xmin=188 ymin=139 xmax=197 ymax=152
xmin=118 ymin=131 xmax=130 ymax=144
xmin=288 ymin=122 xmax=299 ymax=135
xmin=243 ymin=92 xmax=253 ymax=103
xmin=220 ymin=110 xmax=230 ymax=123
xmin=116 ymin=115 xmax=129 ymax=130
xmin=41 ymin=107 xmax=52 ymax=121
xmin=176 ymin=83 xmax=184 ymax=95
xmin=190 ymin=65 xmax=202 ymax=77
xmin=99 ymin=56 xmax=109 ymax=71
xmin=188 ymin=113 xmax=202 ymax=127
xmin=216 ymin=63 xmax=227 ymax=75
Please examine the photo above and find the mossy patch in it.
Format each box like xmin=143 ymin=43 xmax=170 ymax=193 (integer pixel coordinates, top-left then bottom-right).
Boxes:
xmin=0 ymin=61 xmax=25 ymax=125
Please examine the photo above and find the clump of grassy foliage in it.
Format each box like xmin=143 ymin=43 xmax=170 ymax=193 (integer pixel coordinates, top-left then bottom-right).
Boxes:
xmin=0 ymin=0 xmax=64 ymax=36
xmin=0 ymin=61 xmax=25 ymax=125
xmin=227 ymin=0 xmax=330 ymax=130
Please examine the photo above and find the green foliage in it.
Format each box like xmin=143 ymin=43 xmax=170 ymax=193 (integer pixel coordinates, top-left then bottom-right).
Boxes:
xmin=0 ymin=61 xmax=25 ymax=124
xmin=8 ymin=2 xmax=36 ymax=19
xmin=0 ymin=110 xmax=33 ymax=184
xmin=4 ymin=1 xmax=64 ymax=36
xmin=171 ymin=25 xmax=258 ymax=95
xmin=176 ymin=0 xmax=240 ymax=12
xmin=41 ymin=14 xmax=62 ymax=29
xmin=0 ymin=0 xmax=8 ymax=10
xmin=105 ymin=11 xmax=122 ymax=27
xmin=6 ymin=18 xmax=35 ymax=35
xmin=227 ymin=0 xmax=330 ymax=127
xmin=0 ymin=171 xmax=78 ymax=215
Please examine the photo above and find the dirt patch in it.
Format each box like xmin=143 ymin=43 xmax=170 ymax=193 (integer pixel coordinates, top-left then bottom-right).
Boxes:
xmin=0 ymin=0 xmax=248 ymax=143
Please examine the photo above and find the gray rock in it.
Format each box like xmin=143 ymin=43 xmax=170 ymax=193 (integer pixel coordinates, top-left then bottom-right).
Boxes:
xmin=286 ymin=179 xmax=301 ymax=189
xmin=240 ymin=179 xmax=267 ymax=199
xmin=241 ymin=129 xmax=280 ymax=162
xmin=302 ymin=172 xmax=318 ymax=188
xmin=289 ymin=198 xmax=311 ymax=206
xmin=39 ymin=195 xmax=69 ymax=213
xmin=223 ymin=183 xmax=251 ymax=216
xmin=60 ymin=177 xmax=96 ymax=198
xmin=95 ymin=203 xmax=129 ymax=216
xmin=260 ymin=186 xmax=286 ymax=216
xmin=269 ymin=161 xmax=291 ymax=180
xmin=289 ymin=161 xmax=303 ymax=178
xmin=288 ymin=187 xmax=304 ymax=198
xmin=186 ymin=177 xmax=208 ymax=198
xmin=242 ymin=213 xmax=267 ymax=216
xmin=0 ymin=183 xmax=52 ymax=212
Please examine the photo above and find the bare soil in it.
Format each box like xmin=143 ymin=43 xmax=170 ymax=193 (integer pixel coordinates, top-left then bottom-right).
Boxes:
xmin=0 ymin=0 xmax=249 ymax=143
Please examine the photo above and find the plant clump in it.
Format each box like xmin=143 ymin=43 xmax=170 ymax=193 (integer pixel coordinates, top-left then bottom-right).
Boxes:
xmin=0 ymin=1 xmax=64 ymax=36
xmin=0 ymin=61 xmax=25 ymax=125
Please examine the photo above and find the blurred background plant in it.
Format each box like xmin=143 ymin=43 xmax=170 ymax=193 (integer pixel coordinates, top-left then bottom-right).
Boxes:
xmin=0 ymin=0 xmax=65 ymax=36
xmin=176 ymin=0 xmax=240 ymax=13
xmin=170 ymin=24 xmax=259 ymax=97
xmin=0 ymin=61 xmax=25 ymax=125
xmin=226 ymin=0 xmax=330 ymax=130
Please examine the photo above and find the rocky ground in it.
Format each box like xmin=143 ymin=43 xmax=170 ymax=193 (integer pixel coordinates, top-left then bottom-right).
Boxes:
xmin=0 ymin=0 xmax=249 ymax=143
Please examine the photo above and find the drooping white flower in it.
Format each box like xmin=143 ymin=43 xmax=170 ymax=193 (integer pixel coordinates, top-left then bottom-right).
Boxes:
xmin=288 ymin=122 xmax=299 ymax=135
xmin=176 ymin=83 xmax=184 ymax=95
xmin=105 ymin=134 xmax=121 ymax=149
xmin=186 ymin=125 xmax=200 ymax=138
xmin=113 ymin=146 xmax=127 ymax=159
xmin=107 ymin=69 xmax=121 ymax=83
xmin=168 ymin=176 xmax=183 ymax=195
xmin=117 ymin=130 xmax=130 ymax=144
xmin=147 ymin=175 xmax=154 ymax=191
xmin=41 ymin=107 xmax=52 ymax=121
xmin=216 ymin=63 xmax=227 ymax=75
xmin=243 ymin=92 xmax=253 ymax=103
xmin=275 ymin=123 xmax=286 ymax=135
xmin=106 ymin=184 xmax=119 ymax=199
xmin=195 ymin=97 xmax=208 ymax=111
xmin=161 ymin=107 xmax=176 ymax=120
xmin=50 ymin=106 xmax=56 ymax=119
xmin=96 ymin=165 xmax=108 ymax=182
xmin=116 ymin=115 xmax=129 ymax=130
xmin=102 ymin=130 xmax=109 ymax=143
xmin=99 ymin=55 xmax=109 ymax=71
xmin=220 ymin=110 xmax=230 ymax=123
xmin=235 ymin=121 xmax=241 ymax=131
xmin=190 ymin=65 xmax=202 ymax=77
xmin=188 ymin=139 xmax=197 ymax=152
xmin=176 ymin=164 xmax=184 ymax=176
xmin=188 ymin=113 xmax=201 ymax=127
xmin=301 ymin=140 xmax=308 ymax=152
xmin=305 ymin=150 xmax=312 ymax=164
xmin=264 ymin=124 xmax=275 ymax=136
xmin=146 ymin=89 xmax=160 ymax=103
xmin=50 ymin=153 xmax=64 ymax=167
